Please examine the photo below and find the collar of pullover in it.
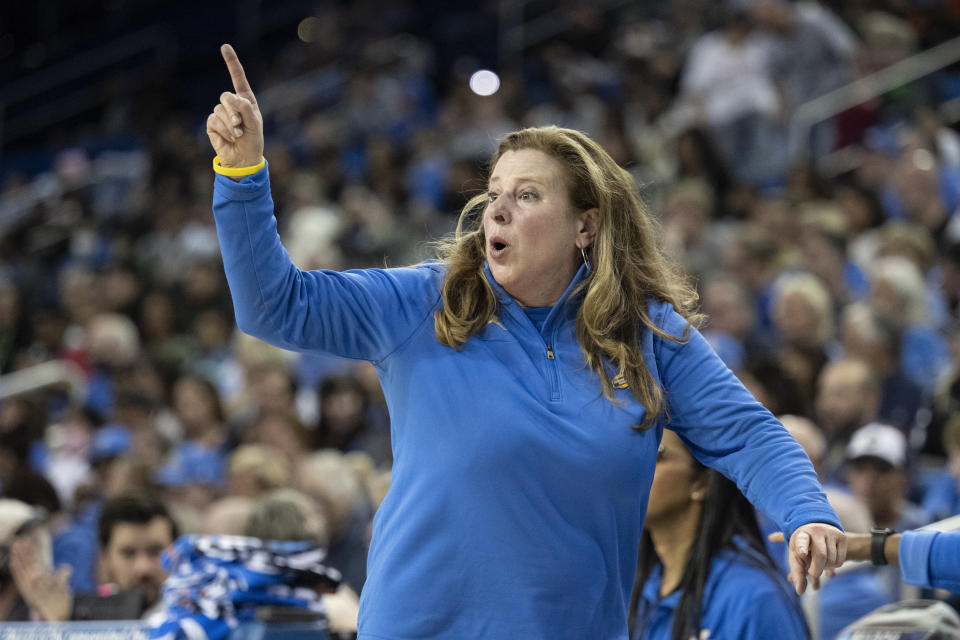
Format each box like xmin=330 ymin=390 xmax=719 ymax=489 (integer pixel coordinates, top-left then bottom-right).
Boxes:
xmin=482 ymin=260 xmax=591 ymax=335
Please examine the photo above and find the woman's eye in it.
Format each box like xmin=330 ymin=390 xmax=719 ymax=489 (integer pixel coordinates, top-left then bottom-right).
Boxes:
xmin=519 ymin=191 xmax=538 ymax=201
xmin=487 ymin=192 xmax=499 ymax=202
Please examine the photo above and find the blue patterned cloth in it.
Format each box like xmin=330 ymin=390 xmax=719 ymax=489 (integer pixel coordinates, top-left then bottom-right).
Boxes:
xmin=147 ymin=535 xmax=342 ymax=640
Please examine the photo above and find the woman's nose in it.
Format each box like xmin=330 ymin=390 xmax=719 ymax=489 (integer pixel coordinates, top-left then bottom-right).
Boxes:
xmin=490 ymin=196 xmax=510 ymax=224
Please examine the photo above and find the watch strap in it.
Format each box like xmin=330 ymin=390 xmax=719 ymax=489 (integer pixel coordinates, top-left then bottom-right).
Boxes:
xmin=871 ymin=527 xmax=895 ymax=566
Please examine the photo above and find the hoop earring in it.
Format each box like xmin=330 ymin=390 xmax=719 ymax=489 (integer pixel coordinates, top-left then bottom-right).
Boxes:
xmin=580 ymin=246 xmax=591 ymax=270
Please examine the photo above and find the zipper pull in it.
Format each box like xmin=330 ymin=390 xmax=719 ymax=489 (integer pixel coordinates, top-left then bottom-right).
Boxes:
xmin=546 ymin=345 xmax=555 ymax=360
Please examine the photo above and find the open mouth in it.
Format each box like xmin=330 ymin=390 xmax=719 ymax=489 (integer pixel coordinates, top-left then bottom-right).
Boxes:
xmin=489 ymin=238 xmax=508 ymax=258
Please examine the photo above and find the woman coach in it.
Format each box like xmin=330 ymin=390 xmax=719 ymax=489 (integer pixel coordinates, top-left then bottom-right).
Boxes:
xmin=206 ymin=44 xmax=844 ymax=638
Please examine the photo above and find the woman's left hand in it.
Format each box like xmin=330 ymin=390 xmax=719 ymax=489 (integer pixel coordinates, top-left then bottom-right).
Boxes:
xmin=788 ymin=523 xmax=846 ymax=594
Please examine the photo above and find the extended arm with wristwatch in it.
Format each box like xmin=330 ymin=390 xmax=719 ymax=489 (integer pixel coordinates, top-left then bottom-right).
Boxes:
xmin=771 ymin=520 xmax=960 ymax=593
xmin=855 ymin=526 xmax=960 ymax=593
xmin=844 ymin=528 xmax=899 ymax=566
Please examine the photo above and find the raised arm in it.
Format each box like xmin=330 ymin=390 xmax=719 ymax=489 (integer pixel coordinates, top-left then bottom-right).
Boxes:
xmin=206 ymin=45 xmax=441 ymax=362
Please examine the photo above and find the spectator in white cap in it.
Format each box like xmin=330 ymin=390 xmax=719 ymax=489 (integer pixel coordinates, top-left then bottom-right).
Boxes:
xmin=845 ymin=422 xmax=929 ymax=601
xmin=845 ymin=423 xmax=928 ymax=534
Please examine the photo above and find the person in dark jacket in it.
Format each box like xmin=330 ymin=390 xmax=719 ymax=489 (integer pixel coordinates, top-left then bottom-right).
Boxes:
xmin=9 ymin=494 xmax=177 ymax=622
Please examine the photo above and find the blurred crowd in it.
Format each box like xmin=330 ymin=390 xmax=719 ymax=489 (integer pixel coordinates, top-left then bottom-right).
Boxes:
xmin=2 ymin=0 xmax=960 ymax=635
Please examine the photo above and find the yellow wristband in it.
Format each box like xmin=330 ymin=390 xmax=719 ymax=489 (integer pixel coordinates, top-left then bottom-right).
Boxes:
xmin=213 ymin=155 xmax=265 ymax=177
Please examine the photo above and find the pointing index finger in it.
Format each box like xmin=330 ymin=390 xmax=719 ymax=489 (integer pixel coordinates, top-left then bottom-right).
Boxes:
xmin=221 ymin=44 xmax=255 ymax=103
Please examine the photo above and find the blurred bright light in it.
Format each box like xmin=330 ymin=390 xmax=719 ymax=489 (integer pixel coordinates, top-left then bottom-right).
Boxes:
xmin=469 ymin=70 xmax=500 ymax=97
xmin=298 ymin=17 xmax=322 ymax=42
xmin=913 ymin=148 xmax=935 ymax=171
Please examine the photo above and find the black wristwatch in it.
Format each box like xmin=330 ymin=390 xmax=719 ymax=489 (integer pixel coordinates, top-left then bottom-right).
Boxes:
xmin=870 ymin=528 xmax=896 ymax=566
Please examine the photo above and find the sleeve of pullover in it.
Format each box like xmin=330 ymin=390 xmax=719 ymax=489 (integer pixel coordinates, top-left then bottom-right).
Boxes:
xmin=900 ymin=530 xmax=960 ymax=592
xmin=212 ymin=167 xmax=440 ymax=363
xmin=654 ymin=304 xmax=841 ymax=542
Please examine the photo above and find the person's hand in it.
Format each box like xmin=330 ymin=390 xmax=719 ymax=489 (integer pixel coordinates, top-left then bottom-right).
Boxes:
xmin=769 ymin=530 xmax=837 ymax=580
xmin=206 ymin=44 xmax=264 ymax=170
xmin=10 ymin=537 xmax=73 ymax=622
xmin=786 ymin=523 xmax=846 ymax=594
xmin=322 ymin=584 xmax=360 ymax=633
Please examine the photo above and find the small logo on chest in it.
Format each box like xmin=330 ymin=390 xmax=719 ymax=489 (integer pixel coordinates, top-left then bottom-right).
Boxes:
xmin=486 ymin=315 xmax=506 ymax=331
xmin=612 ymin=374 xmax=629 ymax=390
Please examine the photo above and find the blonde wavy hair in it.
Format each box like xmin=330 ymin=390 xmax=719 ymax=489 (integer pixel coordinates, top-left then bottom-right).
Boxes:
xmin=433 ymin=126 xmax=702 ymax=429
